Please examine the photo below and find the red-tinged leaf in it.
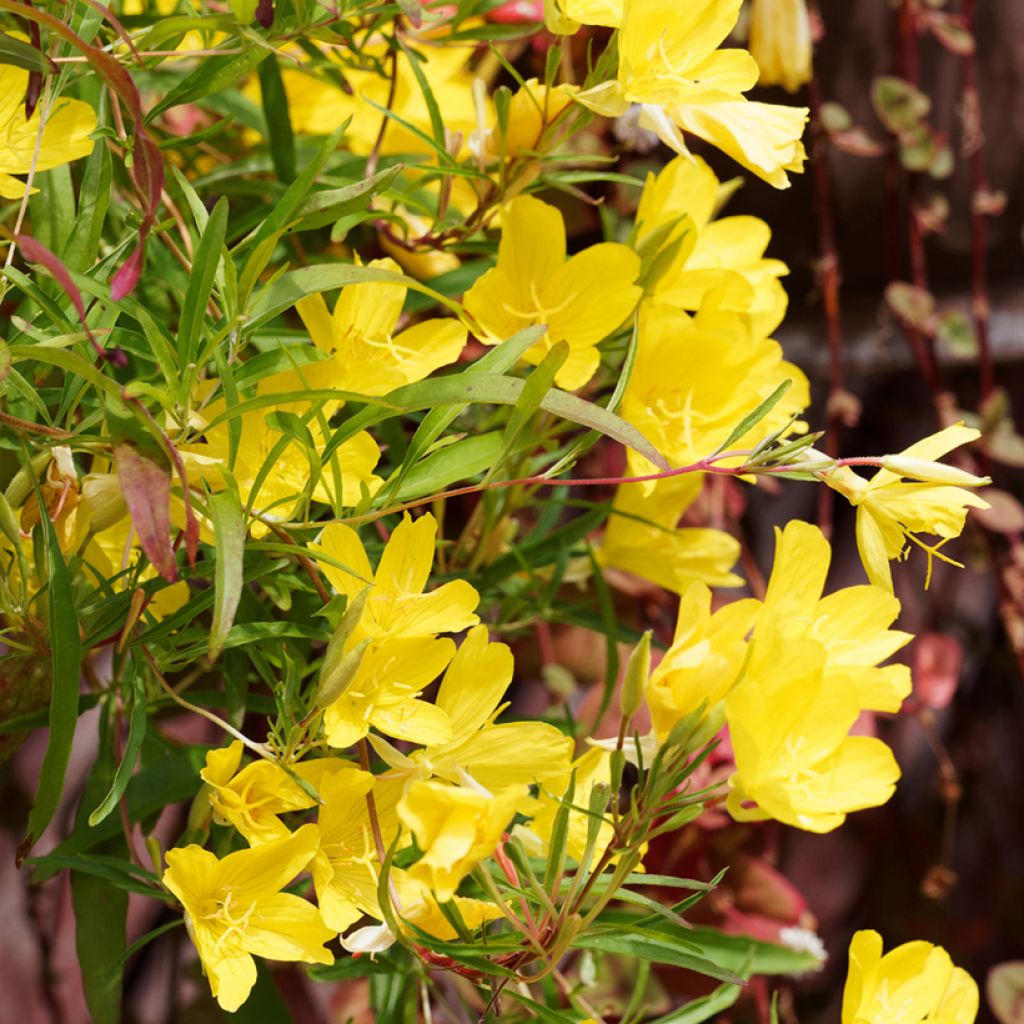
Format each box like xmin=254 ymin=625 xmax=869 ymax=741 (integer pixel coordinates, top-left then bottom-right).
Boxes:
xmin=15 ymin=233 xmax=126 ymax=366
xmin=110 ymin=244 xmax=144 ymax=302
xmin=255 ymin=0 xmax=273 ymax=27
xmin=913 ymin=632 xmax=963 ymax=710
xmin=488 ymin=0 xmax=543 ymax=22
xmin=974 ymin=487 xmax=1024 ymax=534
xmin=114 ymin=444 xmax=178 ymax=582
xmin=988 ymin=962 xmax=1024 ymax=1024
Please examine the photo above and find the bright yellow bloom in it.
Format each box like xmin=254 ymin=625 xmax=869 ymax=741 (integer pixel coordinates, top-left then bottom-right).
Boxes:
xmin=753 ymin=521 xmax=912 ymax=714
xmin=545 ymin=0 xmax=622 ymax=32
xmin=470 ymin=79 xmax=575 ymax=164
xmin=312 ymin=512 xmax=480 ymax=643
xmin=636 ymin=155 xmax=789 ymax=336
xmin=200 ymin=742 xmax=357 ymax=846
xmin=463 ymin=195 xmax=643 ymax=390
xmin=292 ymin=257 xmax=467 ymax=396
xmin=646 ymin=581 xmax=758 ymax=740
xmin=599 ymin=477 xmax=743 ymax=594
xmin=321 ymin=636 xmax=456 ymax=749
xmin=818 ymin=424 xmax=990 ymax=591
xmin=573 ymin=0 xmax=808 ymax=187
xmin=162 ymin=825 xmax=334 ymax=1012
xmin=622 ymin=299 xmax=808 ymax=479
xmin=369 ymin=625 xmax=573 ymax=790
xmin=725 ymin=635 xmax=901 ymax=833
xmin=278 ymin=43 xmax=480 ymax=158
xmin=0 ymin=59 xmax=96 ymax=199
xmin=842 ymin=930 xmax=979 ymax=1024
xmin=398 ymin=780 xmax=527 ymax=902
xmin=749 ymin=0 xmax=813 ymax=93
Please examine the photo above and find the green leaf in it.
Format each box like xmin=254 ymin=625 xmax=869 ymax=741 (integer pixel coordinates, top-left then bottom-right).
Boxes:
xmin=88 ymin=673 xmax=148 ymax=827
xmin=0 ymin=33 xmax=56 ymax=73
xmin=713 ymin=379 xmax=793 ymax=456
xmin=572 ymin=930 xmax=743 ymax=984
xmin=649 ymin=982 xmax=742 ymax=1024
xmin=394 ymin=431 xmax=504 ymax=500
xmin=289 ymin=166 xmax=402 ymax=233
xmin=64 ymin=138 xmax=112 ymax=273
xmin=257 ymin=54 xmax=296 ymax=182
xmin=19 ymin=506 xmax=82 ymax=862
xmin=177 ymin=195 xmax=228 ymax=382
xmin=146 ymin=47 xmax=272 ymax=121
xmin=208 ymin=487 xmax=246 ymax=661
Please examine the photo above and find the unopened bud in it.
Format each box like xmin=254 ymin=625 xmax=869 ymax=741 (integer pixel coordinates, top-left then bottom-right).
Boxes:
xmin=880 ymin=455 xmax=990 ymax=487
xmin=316 ymin=637 xmax=369 ymax=710
xmin=619 ymin=630 xmax=651 ymax=720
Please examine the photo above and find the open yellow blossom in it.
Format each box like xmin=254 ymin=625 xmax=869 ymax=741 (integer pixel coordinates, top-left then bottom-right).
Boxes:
xmin=312 ymin=512 xmax=479 ymax=643
xmin=398 ymin=780 xmax=527 ymax=902
xmin=622 ymin=299 xmax=808 ymax=480
xmin=321 ymin=636 xmax=456 ymax=749
xmin=545 ymin=0 xmax=622 ymax=32
xmin=573 ymin=0 xmax=808 ymax=187
xmin=0 ymin=60 xmax=96 ymax=199
xmin=162 ymin=825 xmax=334 ymax=1012
xmin=749 ymin=0 xmax=814 ymax=93
xmin=200 ymin=742 xmax=357 ymax=846
xmin=842 ymin=931 xmax=979 ymax=1024
xmin=753 ymin=521 xmax=912 ymax=714
xmin=646 ymin=581 xmax=759 ymax=739
xmin=725 ymin=636 xmax=901 ymax=833
xmin=599 ymin=477 xmax=744 ymax=594
xmin=369 ymin=625 xmax=573 ymax=790
xmin=463 ymin=195 xmax=643 ymax=390
xmin=636 ymin=156 xmax=790 ymax=336
xmin=291 ymin=258 xmax=467 ymax=396
xmin=817 ymin=424 xmax=990 ymax=591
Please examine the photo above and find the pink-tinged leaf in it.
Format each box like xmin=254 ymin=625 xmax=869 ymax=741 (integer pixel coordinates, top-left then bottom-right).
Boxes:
xmin=255 ymin=0 xmax=274 ymax=27
xmin=114 ymin=444 xmax=178 ymax=582
xmin=488 ymin=0 xmax=543 ymax=22
xmin=974 ymin=487 xmax=1024 ymax=534
xmin=913 ymin=632 xmax=963 ymax=710
xmin=731 ymin=855 xmax=809 ymax=923
xmin=988 ymin=962 xmax=1024 ymax=1024
xmin=111 ymin=244 xmax=144 ymax=301
xmin=15 ymin=234 xmax=127 ymax=366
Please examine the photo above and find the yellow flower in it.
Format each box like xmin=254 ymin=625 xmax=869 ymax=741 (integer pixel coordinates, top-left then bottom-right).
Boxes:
xmin=463 ymin=195 xmax=643 ymax=390
xmin=162 ymin=825 xmax=334 ymax=1012
xmin=292 ymin=257 xmax=466 ymax=396
xmin=636 ymin=155 xmax=789 ymax=336
xmin=818 ymin=424 xmax=990 ymax=591
xmin=646 ymin=581 xmax=758 ymax=740
xmin=311 ymin=769 xmax=397 ymax=932
xmin=725 ymin=635 xmax=901 ymax=833
xmin=753 ymin=521 xmax=912 ymax=714
xmin=321 ymin=636 xmax=456 ymax=749
xmin=312 ymin=512 xmax=480 ymax=643
xmin=470 ymin=79 xmax=575 ymax=164
xmin=545 ymin=0 xmax=622 ymax=32
xmin=379 ymin=207 xmax=461 ymax=281
xmin=599 ymin=477 xmax=744 ymax=594
xmin=0 ymin=58 xmax=96 ymax=199
xmin=842 ymin=930 xmax=979 ymax=1024
xmin=749 ymin=0 xmax=813 ymax=93
xmin=573 ymin=0 xmax=808 ymax=187
xmin=398 ymin=779 xmax=527 ymax=902
xmin=369 ymin=624 xmax=573 ymax=790
xmin=200 ymin=742 xmax=357 ymax=846
xmin=622 ymin=299 xmax=808 ymax=479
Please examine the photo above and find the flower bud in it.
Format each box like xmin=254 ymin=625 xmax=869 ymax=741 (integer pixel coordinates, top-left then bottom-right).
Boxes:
xmin=879 ymin=455 xmax=990 ymax=487
xmin=619 ymin=630 xmax=651 ymax=720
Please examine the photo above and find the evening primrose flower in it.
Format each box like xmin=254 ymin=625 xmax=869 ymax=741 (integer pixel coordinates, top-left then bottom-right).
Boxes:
xmin=842 ymin=930 xmax=979 ymax=1024
xmin=635 ymin=155 xmax=790 ymax=336
xmin=0 ymin=60 xmax=96 ymax=199
xmin=749 ymin=0 xmax=814 ymax=93
xmin=462 ymin=195 xmax=643 ymax=390
xmin=320 ymin=636 xmax=456 ymax=749
xmin=162 ymin=825 xmax=334 ymax=1012
xmin=312 ymin=512 xmax=479 ymax=643
xmin=599 ymin=477 xmax=744 ymax=594
xmin=369 ymin=625 xmax=573 ymax=790
xmin=817 ymin=424 xmax=990 ymax=592
xmin=646 ymin=580 xmax=759 ymax=740
xmin=544 ymin=0 xmax=622 ymax=32
xmin=398 ymin=779 xmax=527 ymax=901
xmin=725 ymin=635 xmax=901 ymax=832
xmin=292 ymin=258 xmax=467 ymax=396
xmin=573 ymin=0 xmax=808 ymax=187
xmin=622 ymin=299 xmax=808 ymax=480
xmin=753 ymin=521 xmax=912 ymax=714
xmin=470 ymin=79 xmax=575 ymax=164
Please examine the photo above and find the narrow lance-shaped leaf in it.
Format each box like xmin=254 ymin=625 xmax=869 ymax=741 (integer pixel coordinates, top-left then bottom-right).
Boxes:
xmin=257 ymin=54 xmax=296 ymax=182
xmin=177 ymin=196 xmax=228 ymax=383
xmin=88 ymin=672 xmax=148 ymax=827
xmin=18 ymin=506 xmax=82 ymax=863
xmin=114 ymin=443 xmax=177 ymax=583
xmin=207 ymin=487 xmax=246 ymax=662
